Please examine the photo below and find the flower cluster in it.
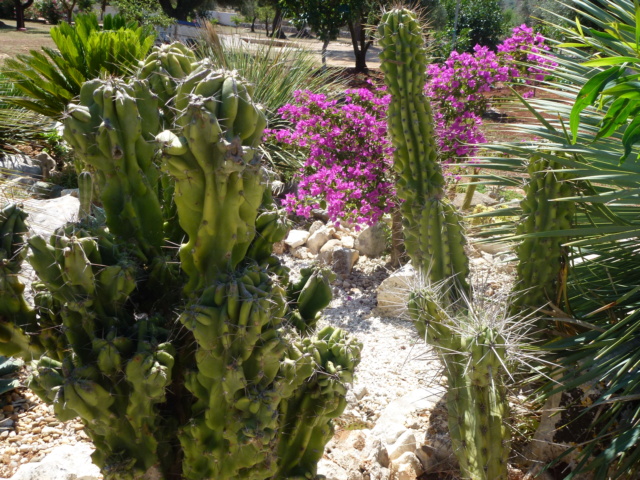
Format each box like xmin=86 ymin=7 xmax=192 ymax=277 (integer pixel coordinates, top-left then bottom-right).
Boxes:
xmin=425 ymin=26 xmax=555 ymax=166
xmin=265 ymin=87 xmax=395 ymax=226
xmin=498 ymin=24 xmax=557 ymax=87
xmin=267 ymin=27 xmax=554 ymax=223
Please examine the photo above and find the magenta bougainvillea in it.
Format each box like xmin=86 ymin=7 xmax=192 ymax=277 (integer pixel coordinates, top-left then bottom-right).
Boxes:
xmin=270 ymin=26 xmax=555 ymax=225
xmin=264 ymin=86 xmax=395 ymax=227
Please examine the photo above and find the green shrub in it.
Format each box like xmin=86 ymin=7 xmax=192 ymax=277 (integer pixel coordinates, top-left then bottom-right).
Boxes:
xmin=1 ymin=13 xmax=156 ymax=119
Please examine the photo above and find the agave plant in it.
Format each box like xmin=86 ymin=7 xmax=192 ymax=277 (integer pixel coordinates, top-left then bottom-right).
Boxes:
xmin=472 ymin=0 xmax=640 ymax=477
xmin=2 ymin=13 xmax=156 ymax=119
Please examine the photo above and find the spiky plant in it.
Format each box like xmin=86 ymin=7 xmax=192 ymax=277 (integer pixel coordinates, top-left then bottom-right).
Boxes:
xmin=471 ymin=0 xmax=640 ymax=477
xmin=0 ymin=47 xmax=361 ymax=480
xmin=195 ymin=22 xmax=347 ymax=176
xmin=2 ymin=13 xmax=156 ymax=119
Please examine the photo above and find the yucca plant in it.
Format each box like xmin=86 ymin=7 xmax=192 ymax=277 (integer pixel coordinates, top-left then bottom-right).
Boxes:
xmin=2 ymin=13 xmax=156 ymax=119
xmin=472 ymin=0 xmax=640 ymax=477
xmin=0 ymin=74 xmax=52 ymax=154
xmin=195 ymin=22 xmax=347 ymax=176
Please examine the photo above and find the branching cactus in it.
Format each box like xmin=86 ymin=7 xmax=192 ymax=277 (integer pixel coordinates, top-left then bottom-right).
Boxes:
xmin=0 ymin=53 xmax=361 ymax=480
xmin=511 ymin=154 xmax=576 ymax=315
xmin=409 ymin=289 xmax=511 ymax=480
xmin=378 ymin=8 xmax=511 ymax=479
xmin=377 ymin=8 xmax=469 ymax=298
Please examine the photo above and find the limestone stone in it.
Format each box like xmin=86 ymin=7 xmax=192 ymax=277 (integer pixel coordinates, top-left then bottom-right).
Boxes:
xmin=284 ymin=229 xmax=309 ymax=249
xmin=387 ymin=430 xmax=416 ymax=462
xmin=307 ymin=225 xmax=335 ymax=254
xmin=390 ymin=452 xmax=424 ymax=480
xmin=355 ymin=223 xmax=387 ymax=258
xmin=319 ymin=239 xmax=343 ymax=264
xmin=375 ymin=264 xmax=416 ymax=317
xmin=8 ymin=443 xmax=101 ymax=480
xmin=332 ymin=248 xmax=360 ymax=275
xmin=22 ymin=196 xmax=79 ymax=240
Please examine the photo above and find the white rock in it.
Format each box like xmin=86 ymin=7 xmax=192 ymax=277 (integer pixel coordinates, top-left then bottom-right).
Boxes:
xmin=319 ymin=239 xmax=343 ymax=264
xmin=307 ymin=225 xmax=335 ymax=254
xmin=284 ymin=229 xmax=310 ymax=249
xmin=22 ymin=196 xmax=79 ymax=240
xmin=390 ymin=451 xmax=424 ymax=480
xmin=317 ymin=458 xmax=348 ymax=480
xmin=355 ymin=223 xmax=387 ymax=258
xmin=291 ymin=245 xmax=312 ymax=259
xmin=372 ymin=390 xmax=437 ymax=445
xmin=375 ymin=264 xmax=416 ymax=317
xmin=332 ymin=248 xmax=360 ymax=275
xmin=387 ymin=430 xmax=417 ymax=462
xmin=353 ymin=385 xmax=369 ymax=400
xmin=8 ymin=443 xmax=101 ymax=480
xmin=452 ymin=191 xmax=498 ymax=208
xmin=308 ymin=220 xmax=325 ymax=235
xmin=341 ymin=235 xmax=355 ymax=249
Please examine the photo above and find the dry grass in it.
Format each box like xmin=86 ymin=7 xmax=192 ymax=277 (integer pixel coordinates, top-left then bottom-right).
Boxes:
xmin=0 ymin=19 xmax=55 ymax=60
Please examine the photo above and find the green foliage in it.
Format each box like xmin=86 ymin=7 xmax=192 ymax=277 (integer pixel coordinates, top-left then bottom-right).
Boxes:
xmin=1 ymin=13 xmax=156 ymax=119
xmin=442 ymin=0 xmax=506 ymax=50
xmin=111 ymin=0 xmax=174 ymax=26
xmin=473 ymin=1 xmax=640 ymax=477
xmin=0 ymin=356 xmax=23 ymax=396
xmin=282 ymin=0 xmax=345 ymax=43
xmin=0 ymin=73 xmax=52 ymax=154
xmin=0 ymin=45 xmax=361 ymax=480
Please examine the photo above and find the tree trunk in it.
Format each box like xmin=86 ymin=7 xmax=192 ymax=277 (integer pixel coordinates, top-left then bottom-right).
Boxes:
xmin=250 ymin=16 xmax=256 ymax=33
xmin=15 ymin=0 xmax=34 ymax=30
xmin=346 ymin=17 xmax=371 ymax=73
xmin=321 ymin=38 xmax=329 ymax=68
xmin=270 ymin=7 xmax=286 ymax=39
xmin=101 ymin=0 xmax=107 ymax=20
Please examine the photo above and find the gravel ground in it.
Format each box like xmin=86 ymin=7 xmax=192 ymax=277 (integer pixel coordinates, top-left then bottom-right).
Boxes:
xmin=0 ymin=243 xmax=515 ymax=479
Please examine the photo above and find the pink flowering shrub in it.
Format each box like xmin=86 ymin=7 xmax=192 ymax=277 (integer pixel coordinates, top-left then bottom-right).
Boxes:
xmin=267 ymin=26 xmax=555 ymax=222
xmin=425 ymin=25 xmax=555 ymax=166
xmin=265 ymin=87 xmax=395 ymax=226
xmin=498 ymin=24 xmax=557 ymax=87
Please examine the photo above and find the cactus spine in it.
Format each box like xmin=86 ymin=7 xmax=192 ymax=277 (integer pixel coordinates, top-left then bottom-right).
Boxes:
xmin=378 ymin=9 xmax=510 ymax=479
xmin=511 ymin=154 xmax=575 ymax=316
xmin=0 ymin=43 xmax=361 ymax=480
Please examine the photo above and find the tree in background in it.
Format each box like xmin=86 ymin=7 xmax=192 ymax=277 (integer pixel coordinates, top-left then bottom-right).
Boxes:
xmin=157 ymin=0 xmax=206 ymax=21
xmin=282 ymin=0 xmax=346 ymax=66
xmin=112 ymin=0 xmax=174 ymax=25
xmin=14 ymin=0 xmax=34 ymax=30
xmin=442 ymin=0 xmax=504 ymax=50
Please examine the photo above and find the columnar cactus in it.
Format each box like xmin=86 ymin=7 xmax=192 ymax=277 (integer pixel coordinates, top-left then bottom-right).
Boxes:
xmin=378 ymin=9 xmax=511 ymax=479
xmin=377 ymin=8 xmax=469 ymax=297
xmin=0 ymin=46 xmax=361 ymax=480
xmin=409 ymin=289 xmax=511 ymax=480
xmin=511 ymin=154 xmax=575 ymax=315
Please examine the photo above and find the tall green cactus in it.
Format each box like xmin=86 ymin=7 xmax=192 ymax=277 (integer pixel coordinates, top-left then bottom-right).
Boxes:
xmin=377 ymin=8 xmax=469 ymax=297
xmin=511 ymin=154 xmax=575 ymax=316
xmin=378 ymin=9 xmax=511 ymax=479
xmin=0 ymin=44 xmax=361 ymax=480
xmin=409 ymin=289 xmax=511 ymax=480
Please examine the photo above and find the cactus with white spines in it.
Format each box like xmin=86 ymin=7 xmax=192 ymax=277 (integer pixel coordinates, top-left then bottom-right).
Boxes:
xmin=378 ymin=9 xmax=512 ymax=479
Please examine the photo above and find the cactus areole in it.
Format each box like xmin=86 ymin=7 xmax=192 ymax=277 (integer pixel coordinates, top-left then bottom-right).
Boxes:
xmin=0 ymin=44 xmax=361 ymax=480
xmin=377 ymin=8 xmax=470 ymax=297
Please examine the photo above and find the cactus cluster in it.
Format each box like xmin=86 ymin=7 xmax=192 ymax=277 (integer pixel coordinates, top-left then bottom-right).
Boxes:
xmin=377 ymin=8 xmax=469 ymax=297
xmin=511 ymin=154 xmax=575 ymax=315
xmin=378 ymin=9 xmax=511 ymax=480
xmin=0 ymin=44 xmax=361 ymax=480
